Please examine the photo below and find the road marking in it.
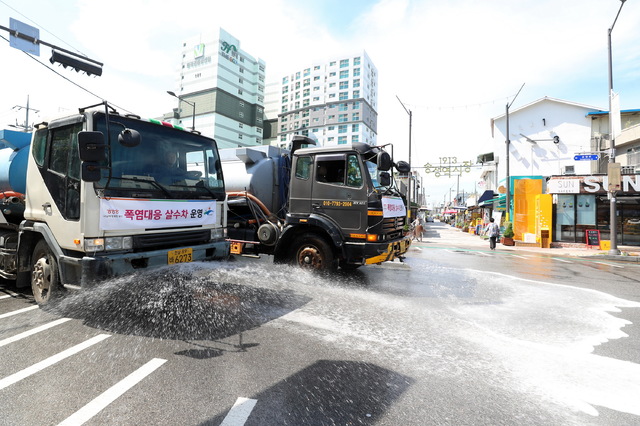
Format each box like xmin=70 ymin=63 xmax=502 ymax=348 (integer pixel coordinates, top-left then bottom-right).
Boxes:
xmin=0 ymin=318 xmax=72 ymax=348
xmin=552 ymin=258 xmax=573 ymax=263
xmin=0 ymin=305 xmax=39 ymax=319
xmin=220 ymin=397 xmax=258 ymax=426
xmin=477 ymin=252 xmax=492 ymax=256
xmin=0 ymin=334 xmax=110 ymax=391
xmin=57 ymin=358 xmax=167 ymax=426
xmin=0 ymin=291 xmax=19 ymax=300
xmin=510 ymin=254 xmax=527 ymax=259
xmin=594 ymin=261 xmax=624 ymax=268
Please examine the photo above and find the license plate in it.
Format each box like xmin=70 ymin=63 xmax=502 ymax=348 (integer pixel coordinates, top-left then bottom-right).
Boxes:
xmin=168 ymin=248 xmax=193 ymax=264
xmin=230 ymin=242 xmax=243 ymax=255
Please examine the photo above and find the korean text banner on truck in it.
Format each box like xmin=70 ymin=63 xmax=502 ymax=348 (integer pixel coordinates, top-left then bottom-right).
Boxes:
xmin=99 ymin=198 xmax=218 ymax=230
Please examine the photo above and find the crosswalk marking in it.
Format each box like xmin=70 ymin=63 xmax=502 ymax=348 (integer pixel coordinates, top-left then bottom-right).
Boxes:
xmin=0 ymin=318 xmax=72 ymax=348
xmin=0 ymin=291 xmax=19 ymax=300
xmin=0 ymin=305 xmax=39 ymax=319
xmin=0 ymin=334 xmax=110 ymax=391
xmin=220 ymin=397 xmax=258 ymax=426
xmin=57 ymin=358 xmax=167 ymax=426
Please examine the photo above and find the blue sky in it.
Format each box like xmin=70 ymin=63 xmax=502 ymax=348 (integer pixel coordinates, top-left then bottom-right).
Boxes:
xmin=1 ymin=0 xmax=639 ymax=202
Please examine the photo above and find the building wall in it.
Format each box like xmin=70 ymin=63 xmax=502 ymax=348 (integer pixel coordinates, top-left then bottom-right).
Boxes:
xmin=171 ymin=28 xmax=266 ymax=148
xmin=266 ymin=51 xmax=378 ymax=148
xmin=491 ymin=98 xmax=600 ymax=181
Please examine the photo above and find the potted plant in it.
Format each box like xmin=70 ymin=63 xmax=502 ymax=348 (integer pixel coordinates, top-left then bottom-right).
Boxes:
xmin=501 ymin=221 xmax=515 ymax=246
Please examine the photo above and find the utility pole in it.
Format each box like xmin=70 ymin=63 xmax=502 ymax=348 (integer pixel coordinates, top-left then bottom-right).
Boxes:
xmin=11 ymin=95 xmax=39 ymax=132
xmin=505 ymin=83 xmax=525 ymax=222
xmin=396 ymin=96 xmax=413 ymax=218
xmin=607 ymin=0 xmax=626 ymax=255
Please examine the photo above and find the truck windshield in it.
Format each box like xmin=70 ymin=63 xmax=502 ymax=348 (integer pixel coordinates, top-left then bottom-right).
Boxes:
xmin=365 ymin=160 xmax=391 ymax=190
xmin=93 ymin=114 xmax=225 ymax=200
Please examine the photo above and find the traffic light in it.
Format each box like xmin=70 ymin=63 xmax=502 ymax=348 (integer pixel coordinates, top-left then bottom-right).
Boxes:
xmin=49 ymin=49 xmax=103 ymax=76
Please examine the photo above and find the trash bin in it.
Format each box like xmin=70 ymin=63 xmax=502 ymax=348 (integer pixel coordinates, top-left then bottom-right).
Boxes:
xmin=540 ymin=230 xmax=550 ymax=248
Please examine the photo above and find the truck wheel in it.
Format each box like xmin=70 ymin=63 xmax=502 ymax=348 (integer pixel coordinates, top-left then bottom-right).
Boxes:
xmin=291 ymin=234 xmax=337 ymax=272
xmin=31 ymin=240 xmax=63 ymax=306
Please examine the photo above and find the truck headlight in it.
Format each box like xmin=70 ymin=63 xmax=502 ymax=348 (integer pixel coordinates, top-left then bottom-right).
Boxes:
xmin=84 ymin=236 xmax=133 ymax=252
xmin=210 ymin=227 xmax=226 ymax=241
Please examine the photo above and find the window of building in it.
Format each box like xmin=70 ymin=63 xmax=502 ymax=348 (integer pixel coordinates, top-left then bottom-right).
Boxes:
xmin=352 ymin=90 xmax=360 ymax=99
xmin=338 ymin=136 xmax=347 ymax=144
xmin=239 ymin=111 xmax=244 ymax=118
xmin=338 ymin=125 xmax=347 ymax=133
xmin=295 ymin=71 xmax=300 ymax=79
xmin=353 ymin=68 xmax=360 ymax=77
xmin=352 ymin=135 xmax=359 ymax=143
xmin=352 ymin=124 xmax=359 ymax=132
xmin=328 ymin=126 xmax=335 ymax=131
xmin=339 ymin=103 xmax=348 ymax=111
xmin=239 ymin=101 xmax=244 ymax=107
xmin=239 ymin=123 xmax=244 ymax=128
xmin=303 ymin=78 xmax=310 ymax=87
xmin=353 ymin=101 xmax=360 ymax=109
xmin=314 ymin=76 xmax=320 ymax=81
xmin=238 ymin=134 xmax=243 ymax=139
xmin=240 ymin=68 xmax=244 ymax=73
xmin=303 ymin=89 xmax=310 ymax=97
xmin=304 ymin=68 xmax=310 ymax=76
xmin=313 ymin=97 xmax=320 ymax=101
xmin=330 ymin=61 xmax=336 ymax=66
xmin=339 ymin=81 xmax=349 ymax=90
xmin=329 ymin=72 xmax=336 ymax=77
xmin=352 ymin=113 xmax=359 ymax=121
xmin=338 ymin=114 xmax=348 ymax=123
xmin=340 ymin=59 xmax=349 ymax=68
xmin=329 ymin=82 xmax=336 ymax=88
xmin=329 ymin=93 xmax=336 ymax=98
xmin=238 ymin=89 xmax=243 ymax=95
xmin=282 ymin=86 xmax=289 ymax=94
xmin=339 ymin=92 xmax=348 ymax=100
xmin=353 ymin=57 xmax=361 ymax=65
xmin=339 ymin=70 xmax=349 ymax=79
xmin=353 ymin=79 xmax=360 ymax=88
xmin=283 ymin=76 xmax=289 ymax=84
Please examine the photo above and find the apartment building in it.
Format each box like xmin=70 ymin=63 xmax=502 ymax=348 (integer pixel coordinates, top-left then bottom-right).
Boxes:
xmin=265 ymin=51 xmax=378 ymax=148
xmin=169 ymin=28 xmax=266 ymax=148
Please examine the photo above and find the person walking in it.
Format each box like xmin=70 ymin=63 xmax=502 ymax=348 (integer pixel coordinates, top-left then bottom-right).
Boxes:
xmin=485 ymin=217 xmax=500 ymax=250
xmin=411 ymin=217 xmax=424 ymax=242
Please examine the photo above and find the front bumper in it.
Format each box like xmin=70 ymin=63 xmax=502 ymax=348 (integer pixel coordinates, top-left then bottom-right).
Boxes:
xmin=343 ymin=236 xmax=411 ymax=266
xmin=59 ymin=240 xmax=230 ymax=287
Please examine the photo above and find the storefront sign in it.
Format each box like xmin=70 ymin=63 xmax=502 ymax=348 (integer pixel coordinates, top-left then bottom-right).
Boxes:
xmin=548 ymin=175 xmax=640 ymax=194
xmin=100 ymin=198 xmax=217 ymax=231
xmin=548 ymin=178 xmax=580 ymax=194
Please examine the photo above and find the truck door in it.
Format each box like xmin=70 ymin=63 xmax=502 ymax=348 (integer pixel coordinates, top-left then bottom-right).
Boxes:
xmin=311 ymin=153 xmax=366 ymax=231
xmin=26 ymin=122 xmax=83 ymax=251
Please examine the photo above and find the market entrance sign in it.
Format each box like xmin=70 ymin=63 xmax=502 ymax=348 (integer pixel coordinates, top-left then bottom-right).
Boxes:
xmin=423 ymin=157 xmax=473 ymax=178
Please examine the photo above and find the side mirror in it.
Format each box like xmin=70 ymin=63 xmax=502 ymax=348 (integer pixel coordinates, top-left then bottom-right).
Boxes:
xmin=395 ymin=161 xmax=410 ymax=174
xmin=379 ymin=171 xmax=391 ymax=187
xmin=82 ymin=162 xmax=102 ymax=182
xmin=118 ymin=128 xmax=141 ymax=147
xmin=78 ymin=131 xmax=106 ymax=162
xmin=377 ymin=152 xmax=392 ymax=171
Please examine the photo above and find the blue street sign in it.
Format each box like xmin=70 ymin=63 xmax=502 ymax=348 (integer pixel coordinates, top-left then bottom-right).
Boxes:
xmin=574 ymin=154 xmax=599 ymax=161
xmin=9 ymin=18 xmax=40 ymax=56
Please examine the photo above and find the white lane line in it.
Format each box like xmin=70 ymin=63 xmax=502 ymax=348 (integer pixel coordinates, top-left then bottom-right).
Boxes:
xmin=0 ymin=334 xmax=110 ymax=391
xmin=594 ymin=261 xmax=624 ymax=268
xmin=552 ymin=258 xmax=573 ymax=263
xmin=57 ymin=358 xmax=167 ymax=426
xmin=0 ymin=305 xmax=39 ymax=319
xmin=0 ymin=318 xmax=72 ymax=348
xmin=0 ymin=291 xmax=19 ymax=300
xmin=220 ymin=397 xmax=258 ymax=426
xmin=510 ymin=254 xmax=527 ymax=259
xmin=477 ymin=252 xmax=491 ymax=256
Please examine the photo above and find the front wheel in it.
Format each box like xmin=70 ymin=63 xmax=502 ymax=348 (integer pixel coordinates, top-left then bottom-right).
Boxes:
xmin=291 ymin=234 xmax=337 ymax=272
xmin=31 ymin=240 xmax=63 ymax=306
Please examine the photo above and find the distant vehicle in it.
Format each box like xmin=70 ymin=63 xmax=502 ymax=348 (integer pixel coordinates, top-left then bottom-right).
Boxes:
xmin=426 ymin=216 xmax=434 ymax=222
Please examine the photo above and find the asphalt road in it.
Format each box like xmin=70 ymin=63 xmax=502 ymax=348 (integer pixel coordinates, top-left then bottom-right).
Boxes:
xmin=1 ymin=225 xmax=639 ymax=425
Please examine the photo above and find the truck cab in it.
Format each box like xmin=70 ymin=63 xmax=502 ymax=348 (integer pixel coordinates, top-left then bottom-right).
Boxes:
xmin=3 ymin=104 xmax=229 ymax=305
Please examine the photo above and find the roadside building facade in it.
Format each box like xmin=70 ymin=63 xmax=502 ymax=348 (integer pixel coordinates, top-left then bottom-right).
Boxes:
xmin=265 ymin=51 xmax=378 ymax=148
xmin=169 ymin=28 xmax=266 ymax=148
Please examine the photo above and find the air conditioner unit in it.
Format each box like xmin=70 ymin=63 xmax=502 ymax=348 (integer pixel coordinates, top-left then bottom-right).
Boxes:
xmin=621 ymin=165 xmax=635 ymax=175
xmin=562 ymin=165 xmax=575 ymax=175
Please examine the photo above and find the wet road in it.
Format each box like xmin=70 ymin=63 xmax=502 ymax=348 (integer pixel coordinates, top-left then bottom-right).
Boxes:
xmin=1 ymin=229 xmax=640 ymax=425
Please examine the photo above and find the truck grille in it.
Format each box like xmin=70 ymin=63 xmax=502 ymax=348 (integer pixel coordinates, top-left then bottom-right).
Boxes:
xmin=133 ymin=230 xmax=210 ymax=251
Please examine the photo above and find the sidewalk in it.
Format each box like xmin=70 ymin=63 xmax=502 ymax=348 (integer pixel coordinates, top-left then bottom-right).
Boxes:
xmin=417 ymin=222 xmax=640 ymax=263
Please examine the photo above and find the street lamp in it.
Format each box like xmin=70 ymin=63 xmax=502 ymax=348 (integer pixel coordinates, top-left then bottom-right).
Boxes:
xmin=504 ymin=83 xmax=525 ymax=222
xmin=167 ymin=91 xmax=196 ymax=131
xmin=396 ymin=96 xmax=413 ymax=219
xmin=607 ymin=0 xmax=627 ymax=256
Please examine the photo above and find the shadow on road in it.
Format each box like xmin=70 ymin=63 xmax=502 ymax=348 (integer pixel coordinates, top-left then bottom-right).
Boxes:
xmin=200 ymin=360 xmax=413 ymax=425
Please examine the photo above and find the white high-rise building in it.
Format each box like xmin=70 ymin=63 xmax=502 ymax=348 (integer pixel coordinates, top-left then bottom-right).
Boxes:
xmin=265 ymin=51 xmax=378 ymax=148
xmin=170 ymin=28 xmax=266 ymax=148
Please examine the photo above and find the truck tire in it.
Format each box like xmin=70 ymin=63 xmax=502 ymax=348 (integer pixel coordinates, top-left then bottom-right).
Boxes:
xmin=291 ymin=233 xmax=337 ymax=272
xmin=31 ymin=240 xmax=63 ymax=306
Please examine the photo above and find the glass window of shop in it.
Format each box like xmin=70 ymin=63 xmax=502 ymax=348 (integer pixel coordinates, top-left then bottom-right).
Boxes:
xmin=555 ymin=194 xmax=596 ymax=243
xmin=597 ymin=198 xmax=640 ymax=246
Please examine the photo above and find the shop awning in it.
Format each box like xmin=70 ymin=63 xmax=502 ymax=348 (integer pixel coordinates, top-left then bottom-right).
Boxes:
xmin=478 ymin=190 xmax=495 ymax=203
